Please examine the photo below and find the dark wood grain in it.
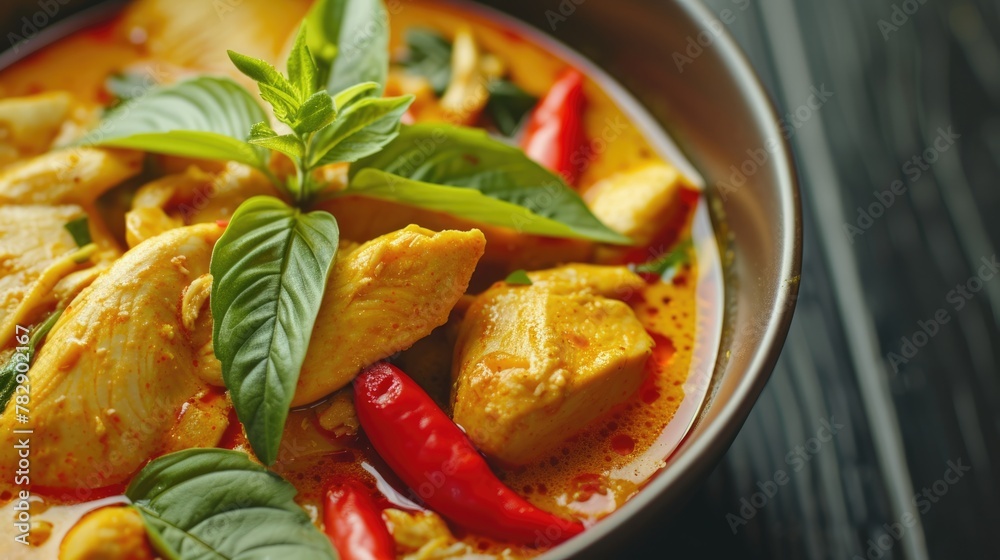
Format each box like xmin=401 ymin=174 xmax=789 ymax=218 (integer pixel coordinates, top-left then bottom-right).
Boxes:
xmin=618 ymin=0 xmax=1000 ymax=558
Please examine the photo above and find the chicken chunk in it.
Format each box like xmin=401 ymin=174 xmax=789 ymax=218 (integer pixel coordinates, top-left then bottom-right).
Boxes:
xmin=125 ymin=206 xmax=182 ymax=248
xmin=1 ymin=205 xmax=86 ymax=335
xmin=320 ymin=195 xmax=593 ymax=289
xmin=527 ymin=263 xmax=649 ymax=300
xmin=0 ymin=92 xmax=73 ymax=168
xmin=0 ymin=223 xmax=227 ymax=487
xmin=0 ymin=205 xmax=121 ymax=346
xmin=60 ymin=506 xmax=154 ymax=560
xmin=121 ymin=0 xmax=309 ymax=82
xmin=124 ymin=162 xmax=280 ymax=247
xmin=178 ymin=162 xmax=279 ymax=224
xmin=293 ymin=225 xmax=486 ymax=406
xmin=583 ymin=162 xmax=693 ymax=245
xmin=383 ymin=508 xmax=490 ymax=560
xmin=452 ymin=265 xmax=653 ymax=465
xmin=133 ymin=162 xmax=278 ymax=222
xmin=316 ymin=391 xmax=360 ymax=438
xmin=0 ymin=147 xmax=142 ymax=206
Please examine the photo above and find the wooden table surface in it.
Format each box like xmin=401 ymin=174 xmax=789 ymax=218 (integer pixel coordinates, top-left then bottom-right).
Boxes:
xmin=620 ymin=1 xmax=1000 ymax=558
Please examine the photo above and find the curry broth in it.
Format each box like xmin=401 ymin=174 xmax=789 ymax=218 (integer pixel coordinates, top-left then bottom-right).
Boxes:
xmin=0 ymin=0 xmax=723 ymax=558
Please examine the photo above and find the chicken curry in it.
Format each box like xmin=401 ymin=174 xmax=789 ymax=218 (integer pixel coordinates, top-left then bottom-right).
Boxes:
xmin=0 ymin=0 xmax=723 ymax=558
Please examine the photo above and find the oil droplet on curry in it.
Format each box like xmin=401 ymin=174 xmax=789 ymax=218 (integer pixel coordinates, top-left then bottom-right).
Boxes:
xmin=0 ymin=0 xmax=723 ymax=558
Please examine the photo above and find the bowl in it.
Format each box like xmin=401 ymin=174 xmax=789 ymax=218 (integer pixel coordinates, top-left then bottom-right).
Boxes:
xmin=0 ymin=0 xmax=802 ymax=557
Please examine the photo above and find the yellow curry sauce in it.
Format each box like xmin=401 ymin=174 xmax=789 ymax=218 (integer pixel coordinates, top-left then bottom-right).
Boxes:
xmin=0 ymin=0 xmax=723 ymax=558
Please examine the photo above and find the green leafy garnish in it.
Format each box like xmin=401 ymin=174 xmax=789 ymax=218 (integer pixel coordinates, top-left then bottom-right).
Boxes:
xmin=345 ymin=124 xmax=631 ymax=244
xmin=78 ymin=11 xmax=410 ymax=464
xmin=228 ymin=25 xmax=412 ymax=202
xmin=63 ymin=216 xmax=92 ymax=247
xmin=504 ymin=269 xmax=533 ymax=285
xmin=309 ymin=86 xmax=412 ymax=166
xmin=80 ymin=76 xmax=270 ymax=170
xmin=229 ymin=37 xmax=336 ymax=138
xmin=104 ymin=70 xmax=158 ymax=107
xmin=400 ymin=28 xmax=453 ymax=95
xmin=486 ymin=79 xmax=537 ymax=136
xmin=0 ymin=309 xmax=63 ymax=413
xmin=207 ymin=23 xmax=407 ymax=463
xmin=78 ymin=0 xmax=626 ymax=467
xmin=211 ymin=197 xmax=339 ymax=465
xmin=126 ymin=449 xmax=337 ymax=560
xmin=633 ymin=240 xmax=693 ymax=277
xmin=306 ymin=0 xmax=390 ymax=94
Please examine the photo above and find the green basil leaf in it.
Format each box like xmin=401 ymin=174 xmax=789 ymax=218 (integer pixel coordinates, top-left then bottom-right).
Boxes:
xmin=228 ymin=49 xmax=305 ymax=125
xmin=346 ymin=169 xmax=616 ymax=242
xmin=248 ymin=122 xmax=275 ymax=139
xmin=0 ymin=309 xmax=63 ymax=413
xmin=333 ymin=81 xmax=379 ymax=111
xmin=633 ymin=239 xmax=693 ymax=277
xmin=258 ymin=83 xmax=300 ymax=124
xmin=287 ymin=25 xmax=319 ymax=99
xmin=306 ymin=0 xmax=389 ymax=94
xmin=82 ymin=76 xmax=269 ymax=169
xmin=210 ymin=197 xmax=340 ymax=465
xmin=292 ymin=91 xmax=336 ymax=135
xmin=348 ymin=124 xmax=631 ymax=244
xmin=400 ymin=28 xmax=452 ymax=95
xmin=249 ymin=135 xmax=303 ymax=159
xmin=126 ymin=448 xmax=337 ymax=560
xmin=63 ymin=216 xmax=92 ymax=247
xmin=486 ymin=79 xmax=537 ymax=136
xmin=309 ymin=94 xmax=413 ymax=167
xmin=504 ymin=269 xmax=533 ymax=285
xmin=104 ymin=70 xmax=158 ymax=107
xmin=249 ymin=122 xmax=304 ymax=160
xmin=228 ymin=50 xmax=297 ymax=99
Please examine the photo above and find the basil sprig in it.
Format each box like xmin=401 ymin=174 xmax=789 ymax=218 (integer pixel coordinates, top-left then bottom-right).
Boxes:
xmin=210 ymin=198 xmax=339 ymax=464
xmin=126 ymin=449 xmax=337 ymax=560
xmin=84 ymin=13 xmax=408 ymax=464
xmin=228 ymin=26 xmax=413 ymax=203
xmin=80 ymin=0 xmax=629 ymax=466
xmin=213 ymin=21 xmax=407 ymax=464
xmin=309 ymin=83 xmax=413 ymax=166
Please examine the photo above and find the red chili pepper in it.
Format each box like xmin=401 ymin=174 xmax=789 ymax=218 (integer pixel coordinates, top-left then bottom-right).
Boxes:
xmin=521 ymin=68 xmax=587 ymax=186
xmin=354 ymin=362 xmax=585 ymax=547
xmin=324 ymin=479 xmax=396 ymax=560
